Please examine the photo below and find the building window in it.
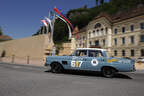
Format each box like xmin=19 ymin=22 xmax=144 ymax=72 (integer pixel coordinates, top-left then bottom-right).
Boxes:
xmin=122 ymin=50 xmax=125 ymax=56
xmin=114 ymin=38 xmax=117 ymax=45
xmin=103 ymin=39 xmax=105 ymax=46
xmin=83 ymin=36 xmax=85 ymax=40
xmin=140 ymin=22 xmax=144 ymax=30
xmin=94 ymin=23 xmax=101 ymax=29
xmin=140 ymin=35 xmax=144 ymax=42
xmin=95 ymin=40 xmax=99 ymax=46
xmin=141 ymin=49 xmax=144 ymax=56
xmin=97 ymin=30 xmax=99 ymax=36
xmin=130 ymin=36 xmax=134 ymax=44
xmin=114 ymin=28 xmax=118 ymax=34
xmin=122 ymin=27 xmax=125 ymax=33
xmin=89 ymin=32 xmax=91 ymax=38
xmin=79 ymin=44 xmax=81 ymax=47
xmin=131 ymin=50 xmax=135 ymax=57
xmin=83 ymin=43 xmax=85 ymax=48
xmin=93 ymin=30 xmax=95 ymax=36
xmin=105 ymin=27 xmax=108 ymax=34
xmin=122 ymin=37 xmax=125 ymax=45
xmin=101 ymin=28 xmax=104 ymax=35
xmin=89 ymin=41 xmax=92 ymax=46
xmin=114 ymin=50 xmax=117 ymax=56
xmin=130 ymin=25 xmax=134 ymax=32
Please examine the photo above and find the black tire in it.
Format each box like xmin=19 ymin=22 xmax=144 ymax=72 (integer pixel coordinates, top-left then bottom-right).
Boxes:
xmin=102 ymin=67 xmax=116 ymax=78
xmin=50 ymin=63 xmax=63 ymax=73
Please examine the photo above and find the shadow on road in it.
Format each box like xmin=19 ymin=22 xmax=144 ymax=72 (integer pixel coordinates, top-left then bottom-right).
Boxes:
xmin=45 ymin=70 xmax=132 ymax=79
xmin=115 ymin=73 xmax=132 ymax=79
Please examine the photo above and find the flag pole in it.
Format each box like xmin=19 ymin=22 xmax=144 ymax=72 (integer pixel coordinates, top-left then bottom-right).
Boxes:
xmin=47 ymin=11 xmax=50 ymax=34
xmin=51 ymin=13 xmax=56 ymax=41
xmin=47 ymin=11 xmax=50 ymax=42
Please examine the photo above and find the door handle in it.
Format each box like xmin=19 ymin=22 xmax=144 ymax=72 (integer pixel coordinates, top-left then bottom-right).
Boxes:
xmin=101 ymin=59 xmax=105 ymax=62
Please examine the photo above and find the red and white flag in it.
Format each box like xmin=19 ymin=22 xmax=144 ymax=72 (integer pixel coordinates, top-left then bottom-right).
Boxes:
xmin=53 ymin=7 xmax=74 ymax=30
xmin=40 ymin=20 xmax=48 ymax=27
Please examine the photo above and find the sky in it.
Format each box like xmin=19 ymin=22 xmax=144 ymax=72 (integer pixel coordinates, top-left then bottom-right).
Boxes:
xmin=0 ymin=0 xmax=109 ymax=39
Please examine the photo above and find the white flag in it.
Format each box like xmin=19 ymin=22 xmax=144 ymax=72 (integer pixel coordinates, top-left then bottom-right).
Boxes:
xmin=45 ymin=17 xmax=54 ymax=41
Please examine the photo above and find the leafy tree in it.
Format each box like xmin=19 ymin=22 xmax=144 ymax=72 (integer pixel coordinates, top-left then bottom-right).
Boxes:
xmin=53 ymin=19 xmax=69 ymax=43
xmin=100 ymin=0 xmax=104 ymax=5
xmin=0 ymin=27 xmax=3 ymax=36
xmin=69 ymin=9 xmax=92 ymax=28
xmin=96 ymin=0 xmax=99 ymax=6
xmin=95 ymin=0 xmax=104 ymax=6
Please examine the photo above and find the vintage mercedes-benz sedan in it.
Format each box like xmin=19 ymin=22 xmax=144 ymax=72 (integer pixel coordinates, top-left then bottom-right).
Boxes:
xmin=45 ymin=48 xmax=135 ymax=78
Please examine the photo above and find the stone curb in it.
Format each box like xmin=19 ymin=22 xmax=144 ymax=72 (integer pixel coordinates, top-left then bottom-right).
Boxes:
xmin=0 ymin=61 xmax=46 ymax=69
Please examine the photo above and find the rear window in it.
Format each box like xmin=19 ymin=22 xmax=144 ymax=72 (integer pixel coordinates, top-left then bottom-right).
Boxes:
xmin=88 ymin=50 xmax=103 ymax=57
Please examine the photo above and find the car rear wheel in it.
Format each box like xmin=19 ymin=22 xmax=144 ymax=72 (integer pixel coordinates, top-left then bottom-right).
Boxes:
xmin=50 ymin=63 xmax=63 ymax=73
xmin=102 ymin=67 xmax=116 ymax=78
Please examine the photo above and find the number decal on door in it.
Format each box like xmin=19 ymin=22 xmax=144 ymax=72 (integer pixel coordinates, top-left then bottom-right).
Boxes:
xmin=71 ymin=61 xmax=83 ymax=68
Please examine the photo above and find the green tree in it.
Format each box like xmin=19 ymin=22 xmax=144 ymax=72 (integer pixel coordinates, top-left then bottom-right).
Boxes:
xmin=100 ymin=0 xmax=104 ymax=5
xmin=53 ymin=19 xmax=69 ymax=43
xmin=70 ymin=12 xmax=92 ymax=29
xmin=96 ymin=0 xmax=99 ymax=6
xmin=0 ymin=27 xmax=3 ymax=36
xmin=95 ymin=0 xmax=104 ymax=6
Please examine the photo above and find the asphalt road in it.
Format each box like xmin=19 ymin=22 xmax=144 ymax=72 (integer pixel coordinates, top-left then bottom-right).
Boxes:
xmin=0 ymin=62 xmax=144 ymax=96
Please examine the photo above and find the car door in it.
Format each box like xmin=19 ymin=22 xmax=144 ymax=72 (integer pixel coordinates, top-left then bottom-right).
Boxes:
xmin=83 ymin=50 xmax=106 ymax=71
xmin=66 ymin=50 xmax=87 ymax=70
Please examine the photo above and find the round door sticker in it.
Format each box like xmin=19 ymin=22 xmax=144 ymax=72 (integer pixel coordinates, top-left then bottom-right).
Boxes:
xmin=91 ymin=59 xmax=98 ymax=66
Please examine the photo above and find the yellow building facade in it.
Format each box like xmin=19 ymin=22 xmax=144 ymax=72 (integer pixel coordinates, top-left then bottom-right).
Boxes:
xmin=72 ymin=7 xmax=144 ymax=60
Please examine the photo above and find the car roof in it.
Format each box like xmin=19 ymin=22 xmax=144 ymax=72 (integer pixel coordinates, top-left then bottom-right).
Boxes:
xmin=76 ymin=48 xmax=106 ymax=51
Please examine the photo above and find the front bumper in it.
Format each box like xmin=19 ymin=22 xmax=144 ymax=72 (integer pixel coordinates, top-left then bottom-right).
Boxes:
xmin=44 ymin=63 xmax=50 ymax=67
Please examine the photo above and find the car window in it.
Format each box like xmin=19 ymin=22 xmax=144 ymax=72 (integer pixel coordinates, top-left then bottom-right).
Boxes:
xmin=75 ymin=50 xmax=87 ymax=56
xmin=88 ymin=50 xmax=103 ymax=57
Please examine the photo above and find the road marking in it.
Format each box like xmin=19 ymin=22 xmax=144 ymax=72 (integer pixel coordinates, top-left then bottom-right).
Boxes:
xmin=13 ymin=66 xmax=21 ymax=68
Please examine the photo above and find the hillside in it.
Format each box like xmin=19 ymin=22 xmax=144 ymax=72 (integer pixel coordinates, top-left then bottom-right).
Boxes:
xmin=67 ymin=0 xmax=144 ymax=29
xmin=34 ymin=0 xmax=144 ymax=43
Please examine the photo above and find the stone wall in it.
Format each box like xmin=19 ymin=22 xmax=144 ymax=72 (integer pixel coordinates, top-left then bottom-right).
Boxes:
xmin=0 ymin=34 xmax=53 ymax=66
xmin=58 ymin=42 xmax=72 ymax=56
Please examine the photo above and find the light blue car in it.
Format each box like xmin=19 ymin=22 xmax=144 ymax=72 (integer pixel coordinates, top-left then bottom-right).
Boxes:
xmin=45 ymin=48 xmax=135 ymax=77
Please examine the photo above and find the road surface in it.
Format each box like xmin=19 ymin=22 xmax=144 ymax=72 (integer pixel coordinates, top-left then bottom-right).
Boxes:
xmin=0 ymin=62 xmax=144 ymax=96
